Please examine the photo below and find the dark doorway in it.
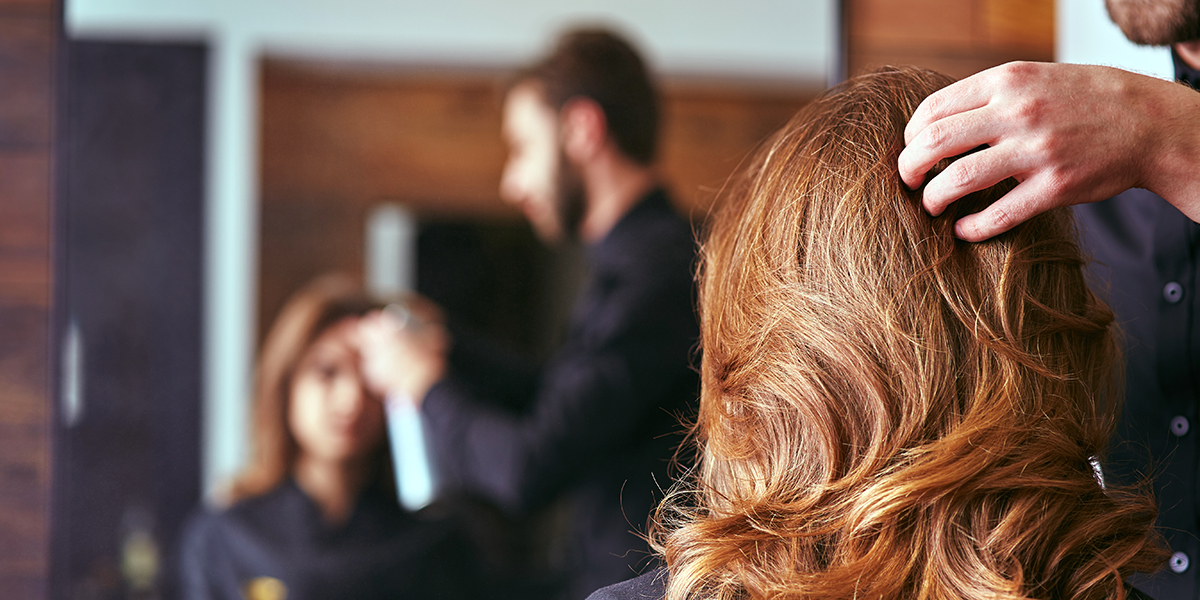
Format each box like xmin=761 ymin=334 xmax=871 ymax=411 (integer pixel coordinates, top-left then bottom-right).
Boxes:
xmin=52 ymin=40 xmax=206 ymax=600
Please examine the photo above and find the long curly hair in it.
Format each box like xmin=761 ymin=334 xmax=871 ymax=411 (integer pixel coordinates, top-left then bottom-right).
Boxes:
xmin=654 ymin=66 xmax=1166 ymax=600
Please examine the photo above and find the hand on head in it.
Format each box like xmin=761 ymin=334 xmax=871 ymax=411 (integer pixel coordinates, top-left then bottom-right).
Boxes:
xmin=355 ymin=296 xmax=449 ymax=404
xmin=899 ymin=61 xmax=1200 ymax=241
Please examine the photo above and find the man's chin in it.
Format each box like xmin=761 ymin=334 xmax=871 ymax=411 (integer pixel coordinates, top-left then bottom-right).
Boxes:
xmin=1106 ymin=0 xmax=1200 ymax=45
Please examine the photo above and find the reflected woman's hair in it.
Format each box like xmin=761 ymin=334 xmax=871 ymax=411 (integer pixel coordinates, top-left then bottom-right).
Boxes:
xmin=655 ymin=66 xmax=1165 ymax=600
xmin=226 ymin=274 xmax=384 ymax=503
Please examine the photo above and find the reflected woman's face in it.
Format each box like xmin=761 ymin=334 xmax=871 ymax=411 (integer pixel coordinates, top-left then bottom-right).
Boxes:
xmin=288 ymin=317 xmax=386 ymax=463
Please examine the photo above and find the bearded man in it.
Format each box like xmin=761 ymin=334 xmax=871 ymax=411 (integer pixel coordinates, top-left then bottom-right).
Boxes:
xmin=359 ymin=28 xmax=698 ymax=599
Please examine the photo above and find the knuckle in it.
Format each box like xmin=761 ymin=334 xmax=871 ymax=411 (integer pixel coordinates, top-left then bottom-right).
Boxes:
xmin=999 ymin=61 xmax=1034 ymax=83
xmin=947 ymin=159 xmax=976 ymax=191
xmin=924 ymin=121 xmax=950 ymax=150
xmin=922 ymin=92 xmax=945 ymax=119
xmin=989 ymin=205 xmax=1015 ymax=232
xmin=1010 ymin=95 xmax=1045 ymax=128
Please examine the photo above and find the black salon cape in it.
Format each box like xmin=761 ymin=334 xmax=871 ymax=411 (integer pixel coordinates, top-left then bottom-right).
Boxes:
xmin=421 ymin=188 xmax=699 ymax=599
xmin=179 ymin=480 xmax=478 ymax=600
xmin=1074 ymin=52 xmax=1200 ymax=600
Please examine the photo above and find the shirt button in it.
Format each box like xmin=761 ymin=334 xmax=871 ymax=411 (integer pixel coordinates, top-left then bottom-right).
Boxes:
xmin=1163 ymin=282 xmax=1184 ymax=304
xmin=1171 ymin=416 xmax=1190 ymax=437
xmin=1170 ymin=551 xmax=1190 ymax=573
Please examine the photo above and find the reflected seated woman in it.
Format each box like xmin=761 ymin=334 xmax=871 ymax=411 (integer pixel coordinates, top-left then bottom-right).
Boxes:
xmin=590 ymin=66 xmax=1166 ymax=600
xmin=180 ymin=275 xmax=477 ymax=600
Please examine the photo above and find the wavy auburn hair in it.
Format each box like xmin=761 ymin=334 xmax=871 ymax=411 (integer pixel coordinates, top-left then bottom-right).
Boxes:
xmin=226 ymin=274 xmax=387 ymax=504
xmin=655 ymin=67 xmax=1165 ymax=600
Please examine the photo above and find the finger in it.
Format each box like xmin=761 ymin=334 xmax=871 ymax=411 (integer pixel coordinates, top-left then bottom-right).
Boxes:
xmin=904 ymin=65 xmax=1011 ymax=145
xmin=920 ymin=142 xmax=1027 ymax=216
xmin=356 ymin=315 xmax=385 ymax=344
xmin=951 ymin=179 xmax=1048 ymax=242
xmin=899 ymin=106 xmax=1005 ymax=191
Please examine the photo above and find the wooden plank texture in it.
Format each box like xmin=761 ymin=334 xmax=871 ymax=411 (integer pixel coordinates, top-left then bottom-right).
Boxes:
xmin=846 ymin=0 xmax=1054 ymax=79
xmin=0 ymin=3 xmax=55 ymax=599
xmin=0 ymin=15 xmax=53 ymax=150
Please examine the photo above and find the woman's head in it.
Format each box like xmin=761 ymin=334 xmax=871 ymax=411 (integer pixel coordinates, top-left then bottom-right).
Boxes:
xmin=659 ymin=66 xmax=1163 ymax=600
xmin=229 ymin=275 xmax=387 ymax=502
xmin=287 ymin=313 xmax=385 ymax=465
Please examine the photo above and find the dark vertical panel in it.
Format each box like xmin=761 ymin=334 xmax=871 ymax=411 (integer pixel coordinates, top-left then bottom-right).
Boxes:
xmin=53 ymin=41 xmax=205 ymax=600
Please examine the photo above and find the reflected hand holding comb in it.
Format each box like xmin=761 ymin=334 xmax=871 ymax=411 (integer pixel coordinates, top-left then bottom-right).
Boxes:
xmin=356 ymin=295 xmax=448 ymax=512
xmin=356 ymin=295 xmax=450 ymax=406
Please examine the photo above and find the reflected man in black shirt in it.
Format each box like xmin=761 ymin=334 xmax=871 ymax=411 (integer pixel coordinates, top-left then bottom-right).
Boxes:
xmin=359 ymin=28 xmax=698 ymax=599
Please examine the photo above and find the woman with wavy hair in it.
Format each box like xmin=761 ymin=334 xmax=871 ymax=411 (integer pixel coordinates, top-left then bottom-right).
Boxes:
xmin=589 ymin=66 xmax=1165 ymax=600
xmin=180 ymin=275 xmax=477 ymax=599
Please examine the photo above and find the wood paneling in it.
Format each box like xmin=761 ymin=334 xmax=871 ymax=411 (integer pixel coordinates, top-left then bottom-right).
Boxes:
xmin=850 ymin=0 xmax=975 ymax=49
xmin=981 ymin=0 xmax=1055 ymax=50
xmin=0 ymin=1 xmax=56 ymax=599
xmin=0 ymin=14 xmax=54 ymax=149
xmin=0 ymin=0 xmax=54 ymax=8
xmin=261 ymin=67 xmax=511 ymax=217
xmin=846 ymin=0 xmax=1054 ymax=80
xmin=259 ymin=60 xmax=816 ymax=338
xmin=0 ymin=154 xmax=51 ymax=308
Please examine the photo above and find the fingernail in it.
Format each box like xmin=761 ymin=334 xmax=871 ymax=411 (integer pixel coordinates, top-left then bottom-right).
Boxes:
xmin=953 ymin=220 xmax=966 ymax=239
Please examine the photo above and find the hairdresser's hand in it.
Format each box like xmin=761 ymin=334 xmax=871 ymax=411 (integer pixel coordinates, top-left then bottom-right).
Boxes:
xmin=357 ymin=298 xmax=449 ymax=405
xmin=899 ymin=61 xmax=1200 ymax=241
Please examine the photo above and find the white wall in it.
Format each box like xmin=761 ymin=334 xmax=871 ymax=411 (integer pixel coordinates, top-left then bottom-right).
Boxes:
xmin=67 ymin=0 xmax=837 ymax=79
xmin=65 ymin=0 xmax=838 ymax=498
xmin=1058 ymin=0 xmax=1174 ymax=78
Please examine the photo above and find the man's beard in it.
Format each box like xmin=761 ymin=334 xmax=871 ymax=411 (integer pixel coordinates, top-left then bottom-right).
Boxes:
xmin=1107 ymin=0 xmax=1200 ymax=45
xmin=553 ymin=150 xmax=587 ymax=242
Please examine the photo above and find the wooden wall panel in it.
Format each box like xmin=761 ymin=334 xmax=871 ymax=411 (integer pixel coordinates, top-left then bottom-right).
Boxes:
xmin=850 ymin=0 xmax=975 ymax=49
xmin=259 ymin=60 xmax=815 ymax=338
xmin=0 ymin=1 xmax=56 ymax=599
xmin=981 ymin=0 xmax=1055 ymax=50
xmin=261 ymin=67 xmax=510 ymax=217
xmin=0 ymin=15 xmax=53 ymax=148
xmin=659 ymin=85 xmax=817 ymax=211
xmin=0 ymin=155 xmax=51 ymax=307
xmin=846 ymin=0 xmax=1054 ymax=80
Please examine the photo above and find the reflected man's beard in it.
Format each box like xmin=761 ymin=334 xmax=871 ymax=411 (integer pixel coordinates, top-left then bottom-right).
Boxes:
xmin=554 ymin=150 xmax=587 ymax=242
xmin=1106 ymin=0 xmax=1200 ymax=45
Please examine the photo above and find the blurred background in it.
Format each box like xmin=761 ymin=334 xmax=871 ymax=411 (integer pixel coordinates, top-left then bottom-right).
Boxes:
xmin=0 ymin=0 xmax=1174 ymax=598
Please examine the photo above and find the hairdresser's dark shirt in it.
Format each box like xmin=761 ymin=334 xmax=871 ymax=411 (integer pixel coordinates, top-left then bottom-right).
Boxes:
xmin=422 ymin=188 xmax=699 ymax=599
xmin=586 ymin=567 xmax=666 ymax=600
xmin=179 ymin=480 xmax=477 ymax=600
xmin=1074 ymin=51 xmax=1200 ymax=600
xmin=582 ymin=568 xmax=1159 ymax=600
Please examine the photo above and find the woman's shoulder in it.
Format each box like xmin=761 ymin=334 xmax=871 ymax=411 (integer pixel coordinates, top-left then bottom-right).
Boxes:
xmin=586 ymin=567 xmax=667 ymax=600
xmin=182 ymin=482 xmax=300 ymax=545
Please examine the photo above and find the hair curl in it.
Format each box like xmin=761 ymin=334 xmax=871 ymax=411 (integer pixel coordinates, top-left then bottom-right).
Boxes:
xmin=653 ymin=66 xmax=1166 ymax=600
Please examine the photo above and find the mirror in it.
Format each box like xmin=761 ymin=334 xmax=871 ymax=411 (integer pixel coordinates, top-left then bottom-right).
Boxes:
xmin=56 ymin=1 xmax=838 ymax=596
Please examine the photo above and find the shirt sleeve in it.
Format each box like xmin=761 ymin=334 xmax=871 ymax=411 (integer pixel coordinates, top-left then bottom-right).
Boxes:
xmin=421 ymin=252 xmax=697 ymax=514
